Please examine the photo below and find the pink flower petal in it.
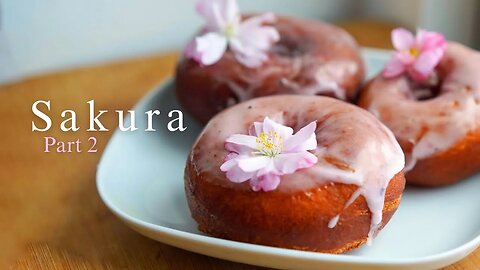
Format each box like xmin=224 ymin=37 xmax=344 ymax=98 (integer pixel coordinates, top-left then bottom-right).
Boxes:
xmin=238 ymin=13 xmax=280 ymax=51
xmin=225 ymin=134 xmax=258 ymax=149
xmin=225 ymin=133 xmax=258 ymax=155
xmin=221 ymin=117 xmax=318 ymax=192
xmin=220 ymin=156 xmax=237 ymax=171
xmin=225 ymin=152 xmax=238 ymax=161
xmin=250 ymin=174 xmax=281 ymax=192
xmin=228 ymin=12 xmax=279 ymax=68
xmin=416 ymin=29 xmax=447 ymax=51
xmin=392 ymin=28 xmax=415 ymax=51
xmin=239 ymin=25 xmax=279 ymax=52
xmin=283 ymin=121 xmax=317 ymax=152
xmin=274 ymin=152 xmax=318 ymax=174
xmin=196 ymin=0 xmax=239 ymax=31
xmin=191 ymin=32 xmax=228 ymax=65
xmin=242 ymin=26 xmax=280 ymax=52
xmin=248 ymin=122 xmax=263 ymax=136
xmin=184 ymin=39 xmax=197 ymax=59
xmin=411 ymin=48 xmax=444 ymax=82
xmin=224 ymin=0 xmax=239 ymax=24
xmin=192 ymin=1 xmax=279 ymax=69
xmin=261 ymin=117 xmax=293 ymax=139
xmin=224 ymin=162 xmax=255 ymax=183
xmin=196 ymin=0 xmax=221 ymax=31
xmin=394 ymin=51 xmax=415 ymax=65
xmin=256 ymin=158 xmax=281 ymax=176
xmin=384 ymin=28 xmax=446 ymax=81
xmin=382 ymin=56 xmax=406 ymax=78
xmin=241 ymin=12 xmax=276 ymax=28
xmin=237 ymin=156 xmax=270 ymax=172
xmin=230 ymin=40 xmax=268 ymax=68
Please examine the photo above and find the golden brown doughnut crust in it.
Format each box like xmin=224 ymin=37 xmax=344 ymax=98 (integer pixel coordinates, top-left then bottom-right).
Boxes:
xmin=175 ymin=15 xmax=364 ymax=124
xmin=403 ymin=130 xmax=480 ymax=186
xmin=185 ymin=160 xmax=405 ymax=253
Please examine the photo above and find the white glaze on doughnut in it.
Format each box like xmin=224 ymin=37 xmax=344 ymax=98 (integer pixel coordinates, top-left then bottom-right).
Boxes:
xmin=363 ymin=43 xmax=480 ymax=170
xmin=190 ymin=95 xmax=405 ymax=242
xmin=222 ymin=56 xmax=359 ymax=102
xmin=280 ymin=60 xmax=359 ymax=100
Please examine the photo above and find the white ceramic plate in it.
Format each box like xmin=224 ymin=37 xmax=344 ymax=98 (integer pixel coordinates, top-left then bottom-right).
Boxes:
xmin=97 ymin=48 xmax=480 ymax=270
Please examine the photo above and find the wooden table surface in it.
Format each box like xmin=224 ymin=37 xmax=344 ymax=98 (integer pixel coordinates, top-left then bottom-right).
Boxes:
xmin=1 ymin=21 xmax=479 ymax=270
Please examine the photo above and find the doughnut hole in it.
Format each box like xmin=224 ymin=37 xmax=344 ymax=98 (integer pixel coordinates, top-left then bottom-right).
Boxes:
xmin=271 ymin=36 xmax=309 ymax=58
xmin=357 ymin=43 xmax=480 ymax=186
xmin=409 ymin=74 xmax=444 ymax=101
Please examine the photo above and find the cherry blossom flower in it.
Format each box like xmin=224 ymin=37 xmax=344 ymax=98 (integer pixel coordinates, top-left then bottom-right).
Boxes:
xmin=185 ymin=0 xmax=280 ymax=68
xmin=383 ymin=28 xmax=447 ymax=82
xmin=220 ymin=117 xmax=318 ymax=192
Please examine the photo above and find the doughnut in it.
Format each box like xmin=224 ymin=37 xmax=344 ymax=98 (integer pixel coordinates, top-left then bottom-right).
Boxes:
xmin=184 ymin=95 xmax=405 ymax=253
xmin=358 ymin=43 xmax=480 ymax=186
xmin=175 ymin=15 xmax=365 ymax=124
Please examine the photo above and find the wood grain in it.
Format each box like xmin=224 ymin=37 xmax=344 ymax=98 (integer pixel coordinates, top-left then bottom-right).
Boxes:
xmin=0 ymin=22 xmax=478 ymax=270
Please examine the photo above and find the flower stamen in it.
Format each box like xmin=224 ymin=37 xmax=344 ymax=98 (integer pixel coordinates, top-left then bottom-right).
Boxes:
xmin=256 ymin=131 xmax=283 ymax=157
xmin=408 ymin=47 xmax=419 ymax=57
xmin=224 ymin=22 xmax=236 ymax=39
xmin=221 ymin=117 xmax=318 ymax=192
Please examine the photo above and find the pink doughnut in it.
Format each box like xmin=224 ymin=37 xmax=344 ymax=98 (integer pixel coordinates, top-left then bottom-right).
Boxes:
xmin=359 ymin=43 xmax=480 ymax=186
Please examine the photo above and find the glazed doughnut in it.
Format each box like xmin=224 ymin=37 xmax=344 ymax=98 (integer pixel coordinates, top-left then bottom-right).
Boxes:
xmin=175 ymin=15 xmax=364 ymax=124
xmin=185 ymin=95 xmax=405 ymax=253
xmin=358 ymin=43 xmax=480 ymax=186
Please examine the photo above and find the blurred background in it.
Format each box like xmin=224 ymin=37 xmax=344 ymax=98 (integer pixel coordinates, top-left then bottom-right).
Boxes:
xmin=0 ymin=0 xmax=478 ymax=84
xmin=1 ymin=1 xmax=480 ymax=268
